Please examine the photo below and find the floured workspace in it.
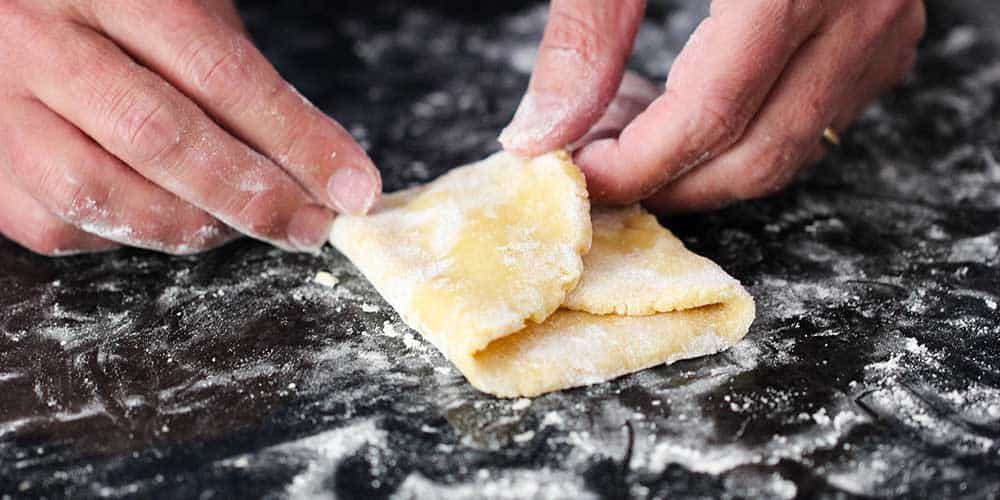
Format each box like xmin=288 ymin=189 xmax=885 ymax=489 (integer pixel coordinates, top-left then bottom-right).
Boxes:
xmin=1 ymin=1 xmax=998 ymax=499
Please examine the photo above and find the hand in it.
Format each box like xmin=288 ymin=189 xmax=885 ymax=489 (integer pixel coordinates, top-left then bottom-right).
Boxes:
xmin=500 ymin=0 xmax=926 ymax=212
xmin=0 ymin=0 xmax=381 ymax=256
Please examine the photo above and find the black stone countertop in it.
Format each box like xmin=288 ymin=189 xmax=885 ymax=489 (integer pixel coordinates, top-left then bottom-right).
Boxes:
xmin=2 ymin=1 xmax=999 ymax=498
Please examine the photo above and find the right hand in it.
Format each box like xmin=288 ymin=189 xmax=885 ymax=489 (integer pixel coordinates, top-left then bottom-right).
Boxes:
xmin=501 ymin=0 xmax=924 ymax=212
xmin=0 ymin=0 xmax=381 ymax=256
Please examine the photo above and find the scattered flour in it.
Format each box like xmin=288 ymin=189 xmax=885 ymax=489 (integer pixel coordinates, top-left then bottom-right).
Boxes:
xmin=312 ymin=271 xmax=340 ymax=288
xmin=510 ymin=398 xmax=531 ymax=411
xmin=394 ymin=469 xmax=598 ymax=500
xmin=283 ymin=419 xmax=388 ymax=500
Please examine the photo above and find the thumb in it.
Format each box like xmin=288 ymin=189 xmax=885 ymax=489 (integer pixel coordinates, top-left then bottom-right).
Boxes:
xmin=499 ymin=0 xmax=646 ymax=157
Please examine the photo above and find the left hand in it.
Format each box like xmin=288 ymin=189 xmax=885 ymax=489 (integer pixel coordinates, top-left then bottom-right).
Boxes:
xmin=500 ymin=0 xmax=926 ymax=212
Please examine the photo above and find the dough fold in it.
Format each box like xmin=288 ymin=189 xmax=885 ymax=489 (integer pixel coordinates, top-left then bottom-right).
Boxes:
xmin=331 ymin=151 xmax=754 ymax=397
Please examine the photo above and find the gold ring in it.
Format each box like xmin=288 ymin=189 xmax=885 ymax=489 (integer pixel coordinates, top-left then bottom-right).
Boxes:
xmin=822 ymin=127 xmax=841 ymax=147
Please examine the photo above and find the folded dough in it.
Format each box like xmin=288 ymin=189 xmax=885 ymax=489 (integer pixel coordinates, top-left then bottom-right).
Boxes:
xmin=331 ymin=151 xmax=754 ymax=397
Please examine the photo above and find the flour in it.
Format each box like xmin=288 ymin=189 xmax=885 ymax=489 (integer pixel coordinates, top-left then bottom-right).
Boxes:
xmin=510 ymin=398 xmax=531 ymax=411
xmin=312 ymin=271 xmax=340 ymax=287
xmin=278 ymin=419 xmax=388 ymax=500
xmin=948 ymin=232 xmax=1000 ymax=264
xmin=394 ymin=469 xmax=598 ymax=500
xmin=3 ymin=3 xmax=998 ymax=499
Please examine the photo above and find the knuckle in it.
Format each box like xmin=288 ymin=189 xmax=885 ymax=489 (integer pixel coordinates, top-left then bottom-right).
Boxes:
xmin=2 ymin=139 xmax=111 ymax=226
xmin=232 ymin=189 xmax=287 ymax=241
xmin=108 ymin=85 xmax=181 ymax=164
xmin=183 ymin=33 xmax=253 ymax=106
xmin=270 ymin=107 xmax=318 ymax=167
xmin=697 ymin=90 xmax=748 ymax=152
xmin=39 ymin=165 xmax=109 ymax=225
xmin=735 ymin=138 xmax=803 ymax=199
xmin=542 ymin=9 xmax=608 ymax=69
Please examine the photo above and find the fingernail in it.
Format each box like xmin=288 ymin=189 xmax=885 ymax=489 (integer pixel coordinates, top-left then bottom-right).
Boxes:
xmin=327 ymin=165 xmax=379 ymax=215
xmin=288 ymin=204 xmax=335 ymax=253
xmin=499 ymin=91 xmax=569 ymax=153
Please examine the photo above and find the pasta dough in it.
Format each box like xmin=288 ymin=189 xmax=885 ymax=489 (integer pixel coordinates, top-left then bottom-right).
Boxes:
xmin=331 ymin=151 xmax=592 ymax=362
xmin=331 ymin=151 xmax=754 ymax=397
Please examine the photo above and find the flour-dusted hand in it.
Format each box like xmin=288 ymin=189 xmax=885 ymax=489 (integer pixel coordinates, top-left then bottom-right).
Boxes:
xmin=0 ymin=0 xmax=381 ymax=256
xmin=501 ymin=0 xmax=926 ymax=212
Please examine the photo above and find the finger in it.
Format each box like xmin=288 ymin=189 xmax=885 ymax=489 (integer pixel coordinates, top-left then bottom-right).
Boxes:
xmin=80 ymin=1 xmax=381 ymax=215
xmin=574 ymin=0 xmax=828 ymax=203
xmin=203 ymin=0 xmax=247 ymax=33
xmin=829 ymin=47 xmax=917 ymax=134
xmin=0 ymin=169 xmax=119 ymax=257
xmin=0 ymin=96 xmax=238 ymax=254
xmin=22 ymin=23 xmax=334 ymax=252
xmin=830 ymin=1 xmax=925 ymax=131
xmin=569 ymin=71 xmax=660 ymax=150
xmin=645 ymin=2 xmax=921 ymax=213
xmin=499 ymin=0 xmax=646 ymax=156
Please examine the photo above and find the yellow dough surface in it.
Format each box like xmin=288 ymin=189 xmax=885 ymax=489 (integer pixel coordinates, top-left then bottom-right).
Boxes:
xmin=331 ymin=151 xmax=755 ymax=397
xmin=563 ymin=205 xmax=745 ymax=316
xmin=466 ymin=300 xmax=754 ymax=397
xmin=331 ymin=151 xmax=592 ymax=361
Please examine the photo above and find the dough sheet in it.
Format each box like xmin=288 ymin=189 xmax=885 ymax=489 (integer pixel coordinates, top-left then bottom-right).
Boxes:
xmin=331 ymin=151 xmax=754 ymax=397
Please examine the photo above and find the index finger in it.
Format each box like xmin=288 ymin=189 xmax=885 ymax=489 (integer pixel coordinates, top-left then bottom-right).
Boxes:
xmin=23 ymin=23 xmax=329 ymax=252
xmin=575 ymin=0 xmax=827 ymax=203
xmin=82 ymin=0 xmax=381 ymax=215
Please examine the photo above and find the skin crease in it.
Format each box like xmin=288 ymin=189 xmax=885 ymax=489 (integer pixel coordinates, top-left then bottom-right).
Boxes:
xmin=501 ymin=0 xmax=927 ymax=213
xmin=0 ymin=0 xmax=381 ymax=256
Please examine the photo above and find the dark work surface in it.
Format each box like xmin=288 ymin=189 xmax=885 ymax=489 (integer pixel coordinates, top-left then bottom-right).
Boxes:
xmin=2 ymin=1 xmax=999 ymax=498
